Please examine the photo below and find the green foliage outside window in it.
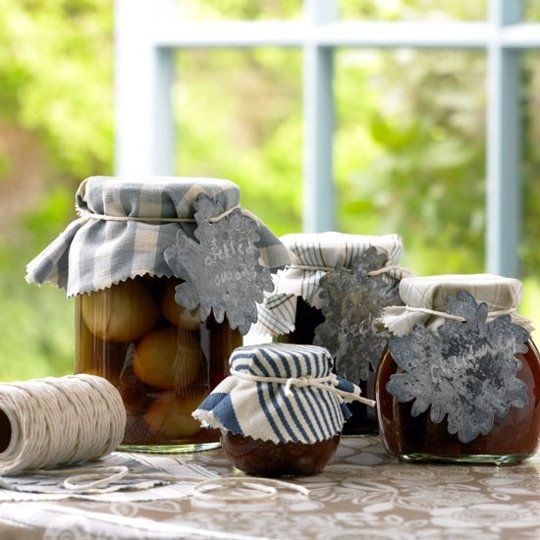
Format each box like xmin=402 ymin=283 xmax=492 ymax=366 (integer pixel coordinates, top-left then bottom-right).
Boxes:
xmin=0 ymin=0 xmax=539 ymax=380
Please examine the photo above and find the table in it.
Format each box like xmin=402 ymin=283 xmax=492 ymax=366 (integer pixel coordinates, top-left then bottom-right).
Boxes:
xmin=0 ymin=436 xmax=538 ymax=539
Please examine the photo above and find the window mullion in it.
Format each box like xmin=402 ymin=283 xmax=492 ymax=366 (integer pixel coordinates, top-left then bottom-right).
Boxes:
xmin=486 ymin=0 xmax=523 ymax=277
xmin=302 ymin=0 xmax=337 ymax=232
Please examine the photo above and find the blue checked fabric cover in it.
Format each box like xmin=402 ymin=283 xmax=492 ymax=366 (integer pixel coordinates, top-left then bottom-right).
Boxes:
xmin=255 ymin=232 xmax=410 ymax=336
xmin=193 ymin=343 xmax=362 ymax=444
xmin=25 ymin=176 xmax=292 ymax=297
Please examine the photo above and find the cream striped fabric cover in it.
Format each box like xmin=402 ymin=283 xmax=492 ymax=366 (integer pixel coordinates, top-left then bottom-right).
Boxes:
xmin=381 ymin=274 xmax=533 ymax=335
xmin=256 ymin=232 xmax=408 ymax=336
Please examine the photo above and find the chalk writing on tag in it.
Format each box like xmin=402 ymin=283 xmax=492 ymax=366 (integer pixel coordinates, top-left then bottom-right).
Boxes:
xmin=314 ymin=247 xmax=402 ymax=382
xmin=164 ymin=193 xmax=274 ymax=335
xmin=386 ymin=290 xmax=530 ymax=443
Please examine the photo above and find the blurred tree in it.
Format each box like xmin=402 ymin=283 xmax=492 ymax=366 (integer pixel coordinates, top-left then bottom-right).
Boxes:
xmin=0 ymin=0 xmax=539 ymax=379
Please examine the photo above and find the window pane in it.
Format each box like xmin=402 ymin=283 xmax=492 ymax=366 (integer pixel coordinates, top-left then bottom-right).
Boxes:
xmin=174 ymin=49 xmax=302 ymax=236
xmin=179 ymin=0 xmax=302 ymax=20
xmin=525 ymin=0 xmax=540 ymax=20
xmin=340 ymin=0 xmax=487 ymax=21
xmin=521 ymin=51 xmax=540 ymax=339
xmin=334 ymin=49 xmax=486 ymax=274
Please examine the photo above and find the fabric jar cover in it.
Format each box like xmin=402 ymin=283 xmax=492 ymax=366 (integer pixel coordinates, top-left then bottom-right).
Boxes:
xmin=256 ymin=232 xmax=410 ymax=336
xmin=380 ymin=273 xmax=534 ymax=335
xmin=193 ymin=343 xmax=364 ymax=445
xmin=25 ymin=176 xmax=291 ymax=297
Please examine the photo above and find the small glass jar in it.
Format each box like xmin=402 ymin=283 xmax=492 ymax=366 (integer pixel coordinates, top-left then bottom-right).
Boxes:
xmin=75 ymin=276 xmax=241 ymax=452
xmin=262 ymin=232 xmax=407 ymax=436
xmin=377 ymin=341 xmax=540 ymax=464
xmin=376 ymin=274 xmax=540 ymax=464
xmin=193 ymin=343 xmax=364 ymax=476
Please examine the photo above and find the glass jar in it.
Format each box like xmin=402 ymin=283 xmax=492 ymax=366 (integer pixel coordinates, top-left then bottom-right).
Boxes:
xmin=376 ymin=273 xmax=540 ymax=465
xmin=75 ymin=276 xmax=241 ymax=452
xmin=263 ymin=232 xmax=407 ymax=436
xmin=27 ymin=176 xmax=291 ymax=453
xmin=192 ymin=343 xmax=364 ymax=476
xmin=377 ymin=341 xmax=540 ymax=464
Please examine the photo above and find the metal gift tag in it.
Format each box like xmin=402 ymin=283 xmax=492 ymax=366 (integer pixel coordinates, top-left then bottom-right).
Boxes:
xmin=164 ymin=193 xmax=274 ymax=335
xmin=314 ymin=246 xmax=402 ymax=382
xmin=386 ymin=290 xmax=530 ymax=443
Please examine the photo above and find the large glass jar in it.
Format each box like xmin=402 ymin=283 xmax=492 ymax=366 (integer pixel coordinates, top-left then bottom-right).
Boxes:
xmin=75 ymin=276 xmax=241 ymax=452
xmin=27 ymin=176 xmax=291 ymax=453
xmin=377 ymin=341 xmax=540 ymax=464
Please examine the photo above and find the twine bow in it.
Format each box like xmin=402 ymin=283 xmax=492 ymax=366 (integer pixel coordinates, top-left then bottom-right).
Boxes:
xmin=229 ymin=368 xmax=375 ymax=407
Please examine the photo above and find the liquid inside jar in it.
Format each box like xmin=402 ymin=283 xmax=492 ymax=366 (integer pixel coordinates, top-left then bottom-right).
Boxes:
xmin=276 ymin=297 xmax=378 ymax=435
xmin=376 ymin=341 xmax=540 ymax=464
xmin=221 ymin=431 xmax=340 ymax=477
xmin=75 ymin=276 xmax=242 ymax=453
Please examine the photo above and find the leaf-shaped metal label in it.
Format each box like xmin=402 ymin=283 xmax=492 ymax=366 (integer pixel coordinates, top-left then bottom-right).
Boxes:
xmin=314 ymin=246 xmax=402 ymax=382
xmin=386 ymin=290 xmax=530 ymax=443
xmin=164 ymin=193 xmax=274 ymax=335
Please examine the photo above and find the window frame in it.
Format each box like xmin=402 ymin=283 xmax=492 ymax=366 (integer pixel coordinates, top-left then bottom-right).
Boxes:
xmin=115 ymin=0 xmax=539 ymax=278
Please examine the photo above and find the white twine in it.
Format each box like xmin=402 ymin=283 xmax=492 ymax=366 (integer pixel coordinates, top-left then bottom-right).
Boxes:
xmin=287 ymin=264 xmax=404 ymax=277
xmin=77 ymin=204 xmax=241 ymax=224
xmin=229 ymin=368 xmax=376 ymax=407
xmin=192 ymin=476 xmax=310 ymax=502
xmin=0 ymin=374 xmax=126 ymax=475
xmin=402 ymin=305 xmax=517 ymax=322
xmin=51 ymin=469 xmax=310 ymax=498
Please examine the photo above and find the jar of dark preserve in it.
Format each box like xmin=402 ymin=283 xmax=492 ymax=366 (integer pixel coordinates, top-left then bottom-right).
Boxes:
xmin=257 ymin=232 xmax=409 ymax=435
xmin=376 ymin=274 xmax=540 ymax=464
xmin=193 ymin=343 xmax=369 ymax=476
xmin=26 ymin=176 xmax=291 ymax=452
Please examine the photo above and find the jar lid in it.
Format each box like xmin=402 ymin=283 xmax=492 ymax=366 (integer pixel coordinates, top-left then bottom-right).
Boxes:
xmin=192 ymin=344 xmax=364 ymax=445
xmin=381 ymin=273 xmax=533 ymax=335
xmin=26 ymin=176 xmax=292 ymax=298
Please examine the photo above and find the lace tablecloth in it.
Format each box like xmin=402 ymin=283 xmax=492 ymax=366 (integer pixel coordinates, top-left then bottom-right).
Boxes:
xmin=0 ymin=436 xmax=538 ymax=539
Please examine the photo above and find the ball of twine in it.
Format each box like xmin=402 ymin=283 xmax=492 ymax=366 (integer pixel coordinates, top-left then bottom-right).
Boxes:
xmin=0 ymin=374 xmax=126 ymax=474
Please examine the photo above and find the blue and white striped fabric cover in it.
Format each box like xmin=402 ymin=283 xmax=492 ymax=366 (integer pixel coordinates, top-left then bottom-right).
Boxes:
xmin=192 ymin=344 xmax=362 ymax=445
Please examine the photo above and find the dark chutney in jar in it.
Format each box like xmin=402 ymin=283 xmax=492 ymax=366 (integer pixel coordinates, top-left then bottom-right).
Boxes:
xmin=376 ymin=341 xmax=540 ymax=464
xmin=221 ymin=431 xmax=340 ymax=476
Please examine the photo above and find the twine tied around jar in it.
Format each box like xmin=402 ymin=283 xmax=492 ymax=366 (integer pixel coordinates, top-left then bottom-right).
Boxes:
xmin=287 ymin=263 xmax=405 ymax=277
xmin=400 ymin=305 xmax=517 ymax=323
xmin=229 ymin=368 xmax=376 ymax=407
xmin=77 ymin=204 xmax=242 ymax=224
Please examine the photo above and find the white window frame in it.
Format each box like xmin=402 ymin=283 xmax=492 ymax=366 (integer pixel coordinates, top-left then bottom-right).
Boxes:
xmin=115 ymin=0 xmax=539 ymax=278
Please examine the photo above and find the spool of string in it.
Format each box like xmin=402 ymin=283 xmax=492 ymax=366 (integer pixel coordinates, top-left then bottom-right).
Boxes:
xmin=0 ymin=374 xmax=126 ymax=474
